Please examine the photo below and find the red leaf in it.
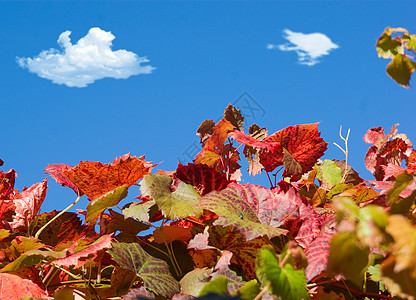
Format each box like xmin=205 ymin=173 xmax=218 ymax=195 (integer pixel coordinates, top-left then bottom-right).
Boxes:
xmin=53 ymin=234 xmax=112 ymax=269
xmin=44 ymin=163 xmax=82 ymax=196
xmin=260 ymin=123 xmax=328 ymax=176
xmin=153 ymin=225 xmax=192 ymax=244
xmin=175 ymin=163 xmax=230 ymax=195
xmin=0 ymin=169 xmax=17 ymax=199
xmin=188 ymin=227 xmax=216 ymax=250
xmin=304 ymin=215 xmax=336 ymax=281
xmin=0 ymin=273 xmax=49 ymax=300
xmin=5 ymin=179 xmax=48 ymax=233
xmin=64 ymin=153 xmax=154 ymax=201
xmin=229 ymin=130 xmax=277 ymax=151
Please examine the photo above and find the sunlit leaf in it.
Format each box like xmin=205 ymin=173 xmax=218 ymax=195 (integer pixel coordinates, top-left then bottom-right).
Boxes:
xmin=86 ymin=184 xmax=129 ymax=223
xmin=0 ymin=273 xmax=49 ymax=300
xmin=64 ymin=153 xmax=153 ymax=201
xmin=376 ymin=31 xmax=404 ymax=59
xmin=44 ymin=163 xmax=82 ymax=196
xmin=386 ymin=53 xmax=415 ymax=87
xmin=140 ymin=174 xmax=202 ymax=220
xmin=256 ymin=246 xmax=309 ymax=300
xmin=196 ymin=183 xmax=288 ymax=241
xmin=320 ymin=160 xmax=342 ymax=188
xmin=108 ymin=242 xmax=180 ymax=298
xmin=199 ymin=276 xmax=229 ymax=297
xmin=223 ymin=104 xmax=244 ymax=132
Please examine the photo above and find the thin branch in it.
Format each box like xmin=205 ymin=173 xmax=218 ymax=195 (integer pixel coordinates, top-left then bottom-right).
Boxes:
xmin=253 ymin=282 xmax=271 ymax=300
xmin=333 ymin=125 xmax=350 ymax=183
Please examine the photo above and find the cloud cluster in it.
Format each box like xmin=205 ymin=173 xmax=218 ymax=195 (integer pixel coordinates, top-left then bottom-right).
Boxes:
xmin=267 ymin=29 xmax=339 ymax=66
xmin=17 ymin=27 xmax=155 ymax=87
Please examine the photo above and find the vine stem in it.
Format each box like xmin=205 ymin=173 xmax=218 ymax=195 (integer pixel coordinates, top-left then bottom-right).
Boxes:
xmin=35 ymin=195 xmax=81 ymax=239
xmin=253 ymin=282 xmax=271 ymax=300
xmin=333 ymin=125 xmax=350 ymax=183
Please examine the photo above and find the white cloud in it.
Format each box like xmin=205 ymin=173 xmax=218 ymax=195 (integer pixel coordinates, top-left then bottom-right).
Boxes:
xmin=17 ymin=27 xmax=155 ymax=87
xmin=268 ymin=29 xmax=339 ymax=66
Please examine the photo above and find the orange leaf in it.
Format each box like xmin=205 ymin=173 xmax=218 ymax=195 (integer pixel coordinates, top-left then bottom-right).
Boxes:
xmin=64 ymin=153 xmax=154 ymax=200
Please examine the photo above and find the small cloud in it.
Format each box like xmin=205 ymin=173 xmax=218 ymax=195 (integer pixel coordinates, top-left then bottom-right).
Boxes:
xmin=17 ymin=27 xmax=155 ymax=87
xmin=267 ymin=29 xmax=339 ymax=66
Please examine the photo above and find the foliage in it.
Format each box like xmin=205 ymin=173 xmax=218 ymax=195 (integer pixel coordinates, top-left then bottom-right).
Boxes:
xmin=1 ymin=103 xmax=416 ymax=300
xmin=377 ymin=27 xmax=416 ymax=87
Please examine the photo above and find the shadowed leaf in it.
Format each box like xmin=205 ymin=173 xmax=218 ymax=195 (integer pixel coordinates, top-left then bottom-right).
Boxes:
xmin=180 ymin=268 xmax=213 ymax=297
xmin=386 ymin=53 xmax=415 ymax=87
xmin=223 ymin=104 xmax=244 ymax=132
xmin=108 ymin=242 xmax=180 ymax=298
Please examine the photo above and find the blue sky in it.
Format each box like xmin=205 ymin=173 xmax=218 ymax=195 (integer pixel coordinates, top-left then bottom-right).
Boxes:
xmin=1 ymin=2 xmax=415 ymax=213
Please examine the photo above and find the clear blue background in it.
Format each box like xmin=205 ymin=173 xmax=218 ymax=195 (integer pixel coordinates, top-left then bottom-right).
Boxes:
xmin=1 ymin=2 xmax=415 ymax=213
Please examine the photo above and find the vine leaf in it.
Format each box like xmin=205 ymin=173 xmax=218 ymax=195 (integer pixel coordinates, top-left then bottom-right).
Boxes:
xmin=260 ymin=123 xmax=328 ymax=177
xmin=376 ymin=29 xmax=404 ymax=59
xmin=180 ymin=268 xmax=213 ymax=297
xmin=152 ymin=225 xmax=192 ymax=244
xmin=44 ymin=163 xmax=82 ymax=196
xmin=304 ymin=218 xmax=336 ymax=281
xmin=108 ymin=242 xmax=180 ymax=298
xmin=195 ymin=119 xmax=236 ymax=169
xmin=0 ymin=169 xmax=17 ymax=199
xmin=197 ymin=120 xmax=215 ymax=147
xmin=175 ymin=163 xmax=230 ymax=196
xmin=256 ymin=246 xmax=309 ymax=300
xmin=122 ymin=201 xmax=155 ymax=223
xmin=4 ymin=179 xmax=48 ymax=233
xmin=85 ymin=184 xmax=129 ymax=223
xmin=63 ymin=153 xmax=154 ymax=201
xmin=30 ymin=211 xmax=86 ymax=248
xmin=188 ymin=227 xmax=217 ymax=250
xmin=140 ymin=174 xmax=202 ymax=220
xmin=199 ymin=276 xmax=229 ymax=297
xmin=386 ymin=53 xmax=416 ymax=87
xmin=53 ymin=234 xmax=112 ymax=269
xmin=196 ymin=183 xmax=288 ymax=241
xmin=0 ymin=273 xmax=49 ymax=300
xmin=223 ymin=104 xmax=244 ymax=132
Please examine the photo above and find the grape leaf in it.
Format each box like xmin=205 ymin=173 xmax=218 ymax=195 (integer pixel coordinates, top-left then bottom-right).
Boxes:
xmin=122 ymin=201 xmax=155 ymax=223
xmin=175 ymin=163 xmax=230 ymax=196
xmin=64 ymin=153 xmax=154 ymax=201
xmin=223 ymin=104 xmax=244 ymax=132
xmin=153 ymin=225 xmax=192 ymax=244
xmin=386 ymin=53 xmax=416 ymax=87
xmin=376 ymin=30 xmax=404 ymax=59
xmin=0 ymin=169 xmax=17 ymax=199
xmin=260 ymin=123 xmax=328 ymax=177
xmin=196 ymin=183 xmax=288 ymax=241
xmin=121 ymin=286 xmax=156 ymax=300
xmin=100 ymin=209 xmax=149 ymax=237
xmin=180 ymin=268 xmax=213 ymax=297
xmin=320 ymin=160 xmax=342 ymax=189
xmin=199 ymin=276 xmax=229 ymax=297
xmin=197 ymin=120 xmax=215 ymax=147
xmin=327 ymin=232 xmax=369 ymax=286
xmin=30 ymin=211 xmax=85 ymax=248
xmin=211 ymin=267 xmax=245 ymax=294
xmin=86 ymin=184 xmax=129 ymax=223
xmin=5 ymin=179 xmax=48 ymax=233
xmin=108 ymin=242 xmax=180 ymax=298
xmin=195 ymin=119 xmax=235 ymax=169
xmin=0 ymin=273 xmax=49 ymax=300
xmin=256 ymin=246 xmax=309 ymax=300
xmin=140 ymin=174 xmax=202 ymax=220
xmin=304 ymin=215 xmax=336 ymax=281
xmin=381 ymin=256 xmax=416 ymax=300
xmin=44 ymin=163 xmax=82 ymax=196
xmin=188 ymin=227 xmax=217 ymax=250
xmin=282 ymin=148 xmax=302 ymax=178
xmin=53 ymin=234 xmax=112 ymax=269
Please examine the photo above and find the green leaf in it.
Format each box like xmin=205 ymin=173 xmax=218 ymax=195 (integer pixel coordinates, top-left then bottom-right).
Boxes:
xmin=403 ymin=34 xmax=416 ymax=51
xmin=0 ymin=230 xmax=10 ymax=241
xmin=199 ymin=276 xmax=229 ymax=297
xmin=390 ymin=190 xmax=416 ymax=215
xmin=327 ymin=232 xmax=369 ymax=286
xmin=180 ymin=268 xmax=213 ymax=297
xmin=357 ymin=205 xmax=389 ymax=248
xmin=376 ymin=33 xmax=404 ymax=59
xmin=235 ymin=280 xmax=261 ymax=300
xmin=0 ymin=254 xmax=46 ymax=272
xmin=122 ymin=201 xmax=155 ymax=223
xmin=320 ymin=160 xmax=342 ymax=188
xmin=367 ymin=264 xmax=382 ymax=282
xmin=256 ymin=246 xmax=309 ymax=300
xmin=108 ymin=242 xmax=180 ymax=298
xmin=386 ymin=53 xmax=416 ymax=87
xmin=140 ymin=174 xmax=202 ymax=220
xmin=386 ymin=171 xmax=414 ymax=205
xmin=86 ymin=185 xmax=128 ymax=223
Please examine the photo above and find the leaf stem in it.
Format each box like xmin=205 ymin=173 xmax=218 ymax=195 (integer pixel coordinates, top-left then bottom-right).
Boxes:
xmin=253 ymin=281 xmax=271 ymax=300
xmin=158 ymin=223 xmax=181 ymax=277
xmin=35 ymin=195 xmax=81 ymax=239
xmin=266 ymin=172 xmax=274 ymax=189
